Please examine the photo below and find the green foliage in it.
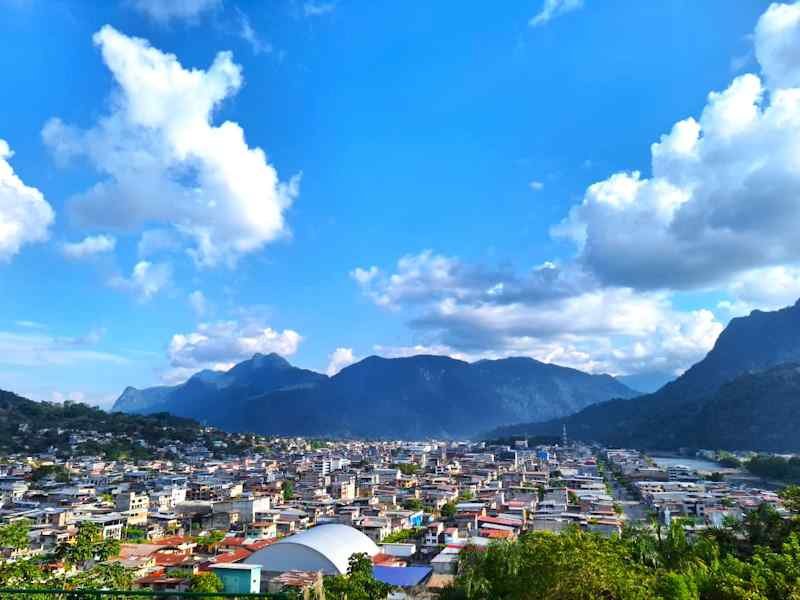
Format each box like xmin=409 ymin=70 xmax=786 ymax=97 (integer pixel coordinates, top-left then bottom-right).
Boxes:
xmin=404 ymin=497 xmax=424 ymax=511
xmin=195 ymin=529 xmax=225 ymax=552
xmin=0 ymin=519 xmax=30 ymax=550
xmin=446 ymin=502 xmax=800 ymax=600
xmin=189 ymin=571 xmax=224 ymax=593
xmin=55 ymin=521 xmax=120 ymax=567
xmin=0 ymin=389 xmax=212 ymax=456
xmin=30 ymin=464 xmax=70 ymax=482
xmin=453 ymin=527 xmax=655 ymax=599
xmin=125 ymin=526 xmax=146 ymax=541
xmin=746 ymin=455 xmax=800 ymax=483
xmin=323 ymin=552 xmax=393 ymax=600
xmin=781 ymin=485 xmax=800 ymax=515
xmin=382 ymin=527 xmax=424 ymax=543
xmin=717 ymin=452 xmax=742 ymax=469
xmin=441 ymin=501 xmax=457 ymax=519
xmin=283 ymin=480 xmax=295 ymax=501
xmin=393 ymin=463 xmax=420 ymax=476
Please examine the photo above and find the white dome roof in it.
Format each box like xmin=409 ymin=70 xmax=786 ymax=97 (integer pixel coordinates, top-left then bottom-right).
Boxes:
xmin=245 ymin=524 xmax=379 ymax=575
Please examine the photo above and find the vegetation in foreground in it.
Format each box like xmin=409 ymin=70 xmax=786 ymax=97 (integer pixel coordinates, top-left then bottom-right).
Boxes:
xmin=440 ymin=486 xmax=800 ymax=600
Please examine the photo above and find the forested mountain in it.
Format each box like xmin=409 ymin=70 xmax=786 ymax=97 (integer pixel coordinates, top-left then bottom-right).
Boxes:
xmin=113 ymin=353 xmax=636 ymax=438
xmin=0 ymin=389 xmax=208 ymax=456
xmin=488 ymin=300 xmax=800 ymax=451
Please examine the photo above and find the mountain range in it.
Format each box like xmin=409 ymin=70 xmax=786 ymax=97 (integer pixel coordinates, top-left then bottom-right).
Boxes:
xmin=113 ymin=354 xmax=637 ymax=438
xmin=488 ymin=300 xmax=800 ymax=452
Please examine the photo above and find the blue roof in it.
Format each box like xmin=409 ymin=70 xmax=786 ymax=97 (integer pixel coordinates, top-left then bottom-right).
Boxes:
xmin=372 ymin=565 xmax=433 ymax=587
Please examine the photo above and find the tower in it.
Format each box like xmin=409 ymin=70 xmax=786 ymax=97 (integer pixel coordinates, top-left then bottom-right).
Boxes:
xmin=561 ymin=424 xmax=568 ymax=447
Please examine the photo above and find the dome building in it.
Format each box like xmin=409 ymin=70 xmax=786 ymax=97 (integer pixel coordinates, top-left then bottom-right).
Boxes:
xmin=244 ymin=524 xmax=380 ymax=575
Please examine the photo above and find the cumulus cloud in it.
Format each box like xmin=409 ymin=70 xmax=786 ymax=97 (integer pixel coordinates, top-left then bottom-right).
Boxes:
xmin=61 ymin=234 xmax=116 ymax=259
xmin=109 ymin=261 xmax=172 ymax=301
xmin=717 ymin=265 xmax=800 ymax=317
xmin=326 ymin=347 xmax=357 ymax=376
xmin=529 ymin=180 xmax=544 ymax=191
xmin=165 ymin=320 xmax=301 ymax=382
xmin=0 ymin=139 xmax=54 ymax=262
xmin=43 ymin=25 xmax=299 ymax=267
xmin=553 ymin=2 xmax=800 ymax=291
xmin=529 ymin=0 xmax=584 ymax=27
xmin=130 ymin=0 xmax=221 ymax=24
xmin=353 ymin=251 xmax=723 ymax=377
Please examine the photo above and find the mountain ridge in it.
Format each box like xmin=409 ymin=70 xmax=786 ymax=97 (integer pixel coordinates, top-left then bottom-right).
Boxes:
xmin=486 ymin=300 xmax=800 ymax=451
xmin=113 ymin=353 xmax=637 ymax=438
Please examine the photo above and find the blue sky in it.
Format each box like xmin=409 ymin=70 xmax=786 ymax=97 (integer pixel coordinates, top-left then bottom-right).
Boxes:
xmin=3 ymin=0 xmax=799 ymax=406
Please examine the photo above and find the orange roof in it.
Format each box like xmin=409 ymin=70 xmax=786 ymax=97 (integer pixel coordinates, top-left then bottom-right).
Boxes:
xmin=207 ymin=547 xmax=252 ymax=565
xmin=153 ymin=553 xmax=192 ymax=567
xmin=480 ymin=529 xmax=513 ymax=539
xmin=154 ymin=535 xmax=194 ymax=546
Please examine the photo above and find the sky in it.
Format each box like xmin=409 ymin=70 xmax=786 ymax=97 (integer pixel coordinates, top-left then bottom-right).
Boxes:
xmin=2 ymin=0 xmax=800 ymax=407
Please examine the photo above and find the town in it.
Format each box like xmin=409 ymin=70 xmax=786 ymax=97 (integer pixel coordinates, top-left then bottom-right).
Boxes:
xmin=0 ymin=423 xmax=791 ymax=598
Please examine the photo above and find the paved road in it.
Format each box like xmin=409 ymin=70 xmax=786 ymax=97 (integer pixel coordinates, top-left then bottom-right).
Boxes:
xmin=607 ymin=473 xmax=647 ymax=523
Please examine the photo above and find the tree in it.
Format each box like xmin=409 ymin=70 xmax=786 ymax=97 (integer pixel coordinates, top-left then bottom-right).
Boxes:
xmin=283 ymin=480 xmax=295 ymax=501
xmin=0 ymin=519 xmax=30 ymax=551
xmin=55 ymin=521 xmax=120 ymax=568
xmin=441 ymin=502 xmax=457 ymax=520
xmin=404 ymin=498 xmax=424 ymax=511
xmin=196 ymin=530 xmax=225 ymax=554
xmin=780 ymin=485 xmax=800 ymax=515
xmin=323 ymin=552 xmax=393 ymax=600
xmin=393 ymin=463 xmax=420 ymax=476
xmin=189 ymin=571 xmax=224 ymax=593
xmin=30 ymin=464 xmax=70 ymax=483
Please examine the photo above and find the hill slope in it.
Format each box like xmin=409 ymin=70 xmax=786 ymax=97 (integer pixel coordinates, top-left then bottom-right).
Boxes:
xmin=0 ymin=389 xmax=209 ymax=456
xmin=113 ymin=353 xmax=637 ymax=438
xmin=488 ymin=300 xmax=800 ymax=451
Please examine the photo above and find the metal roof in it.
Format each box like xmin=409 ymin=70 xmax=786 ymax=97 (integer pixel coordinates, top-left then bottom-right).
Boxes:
xmin=245 ymin=524 xmax=379 ymax=575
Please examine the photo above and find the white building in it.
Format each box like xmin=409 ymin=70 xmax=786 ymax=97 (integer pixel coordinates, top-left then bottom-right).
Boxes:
xmin=245 ymin=524 xmax=379 ymax=575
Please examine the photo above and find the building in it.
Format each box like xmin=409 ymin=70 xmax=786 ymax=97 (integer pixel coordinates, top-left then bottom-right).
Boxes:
xmin=244 ymin=524 xmax=379 ymax=575
xmin=208 ymin=563 xmax=261 ymax=594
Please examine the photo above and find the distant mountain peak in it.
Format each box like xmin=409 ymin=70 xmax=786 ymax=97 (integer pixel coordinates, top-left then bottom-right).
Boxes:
xmin=250 ymin=352 xmax=291 ymax=367
xmin=113 ymin=351 xmax=635 ymax=438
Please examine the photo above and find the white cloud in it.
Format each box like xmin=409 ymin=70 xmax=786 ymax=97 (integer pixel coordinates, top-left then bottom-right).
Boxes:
xmin=326 ymin=347 xmax=357 ymax=376
xmin=236 ymin=8 xmax=272 ymax=55
xmin=717 ymin=265 xmax=800 ymax=317
xmin=754 ymin=1 xmax=800 ymax=89
xmin=130 ymin=0 xmax=221 ymax=24
xmin=165 ymin=320 xmax=301 ymax=382
xmin=0 ymin=329 xmax=126 ymax=368
xmin=553 ymin=2 xmax=800 ymax=291
xmin=109 ymin=260 xmax=172 ymax=301
xmin=43 ymin=25 xmax=300 ymax=268
xmin=529 ymin=180 xmax=544 ymax=191
xmin=529 ymin=0 xmax=584 ymax=27
xmin=0 ymin=138 xmax=54 ymax=262
xmin=188 ymin=290 xmax=208 ymax=317
xmin=304 ymin=2 xmax=336 ymax=17
xmin=137 ymin=228 xmax=180 ymax=258
xmin=354 ymin=251 xmax=723 ymax=377
xmin=61 ymin=234 xmax=116 ymax=259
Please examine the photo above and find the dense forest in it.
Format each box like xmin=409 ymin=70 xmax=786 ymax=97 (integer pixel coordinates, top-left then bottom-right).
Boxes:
xmin=0 ymin=389 xmax=237 ymax=458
